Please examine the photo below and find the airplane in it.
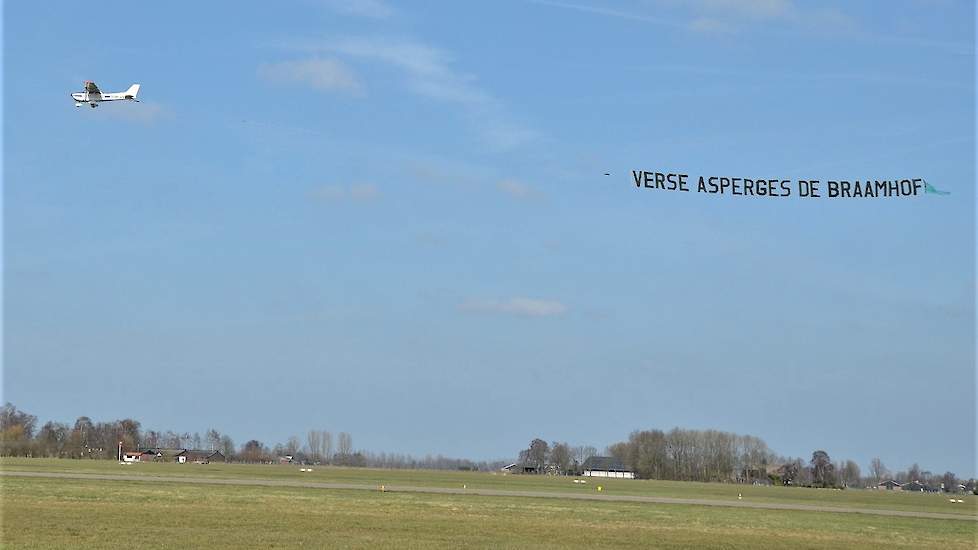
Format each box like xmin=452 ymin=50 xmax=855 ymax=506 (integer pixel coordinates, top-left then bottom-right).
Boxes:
xmin=71 ymin=81 xmax=140 ymax=108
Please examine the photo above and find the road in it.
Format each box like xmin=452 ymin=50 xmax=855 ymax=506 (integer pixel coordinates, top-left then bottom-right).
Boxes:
xmin=4 ymin=470 xmax=976 ymax=522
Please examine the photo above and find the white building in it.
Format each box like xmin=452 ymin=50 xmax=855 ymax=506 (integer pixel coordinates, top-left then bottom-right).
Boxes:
xmin=582 ymin=456 xmax=635 ymax=479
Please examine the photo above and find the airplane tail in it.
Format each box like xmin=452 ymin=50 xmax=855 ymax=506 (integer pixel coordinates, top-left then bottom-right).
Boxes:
xmin=124 ymin=84 xmax=141 ymax=99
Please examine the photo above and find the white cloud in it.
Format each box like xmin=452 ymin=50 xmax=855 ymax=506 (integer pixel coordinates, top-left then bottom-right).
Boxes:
xmin=322 ymin=0 xmax=393 ymax=18
xmin=287 ymin=37 xmax=537 ymax=149
xmin=258 ymin=58 xmax=362 ymax=94
xmin=461 ymin=298 xmax=568 ymax=317
xmin=310 ymin=183 xmax=380 ymax=201
xmin=329 ymin=38 xmax=487 ymax=103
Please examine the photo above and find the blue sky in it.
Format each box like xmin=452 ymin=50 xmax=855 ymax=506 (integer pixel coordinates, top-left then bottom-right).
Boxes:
xmin=4 ymin=1 xmax=975 ymax=475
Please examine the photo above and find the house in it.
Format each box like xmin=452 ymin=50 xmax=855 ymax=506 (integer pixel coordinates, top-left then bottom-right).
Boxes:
xmin=903 ymin=480 xmax=926 ymax=492
xmin=500 ymin=462 xmax=542 ymax=474
xmin=185 ymin=449 xmax=226 ymax=464
xmin=153 ymin=449 xmax=190 ymax=463
xmin=137 ymin=450 xmax=158 ymax=462
xmin=582 ymin=456 xmax=635 ymax=479
xmin=122 ymin=451 xmax=142 ymax=463
xmin=877 ymin=479 xmax=903 ymax=490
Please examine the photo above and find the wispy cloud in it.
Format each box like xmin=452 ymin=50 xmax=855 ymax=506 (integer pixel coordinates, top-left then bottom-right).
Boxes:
xmin=529 ymin=0 xmax=684 ymax=28
xmin=258 ymin=58 xmax=362 ymax=94
xmin=532 ymin=0 xmax=855 ymax=34
xmin=460 ymin=297 xmax=568 ymax=317
xmin=285 ymin=37 xmax=537 ymax=149
xmin=310 ymin=183 xmax=380 ymax=201
xmin=321 ymin=0 xmax=394 ymax=18
xmin=496 ymin=179 xmax=536 ymax=199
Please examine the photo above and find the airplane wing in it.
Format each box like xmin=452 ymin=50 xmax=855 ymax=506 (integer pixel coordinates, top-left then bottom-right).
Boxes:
xmin=84 ymin=81 xmax=101 ymax=94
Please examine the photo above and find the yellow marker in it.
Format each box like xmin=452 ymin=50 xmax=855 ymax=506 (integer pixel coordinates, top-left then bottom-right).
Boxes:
xmin=597 ymin=486 xmax=603 ymax=492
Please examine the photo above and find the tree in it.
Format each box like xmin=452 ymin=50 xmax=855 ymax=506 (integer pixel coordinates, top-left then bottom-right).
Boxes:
xmin=320 ymin=431 xmax=333 ymax=462
xmin=779 ymin=458 xmax=803 ymax=486
xmin=36 ymin=422 xmax=69 ymax=457
xmin=0 ymin=403 xmax=38 ymax=456
xmin=68 ymin=416 xmax=95 ymax=458
xmin=908 ymin=463 xmax=922 ymax=483
xmin=219 ymin=435 xmax=235 ymax=459
xmin=573 ymin=445 xmax=597 ymax=467
xmin=337 ymin=432 xmax=352 ymax=457
xmin=549 ymin=442 xmax=572 ymax=475
xmin=306 ymin=430 xmax=322 ymax=461
xmin=941 ymin=471 xmax=958 ymax=493
xmin=286 ymin=436 xmax=301 ymax=456
xmin=143 ymin=430 xmax=161 ymax=449
xmin=240 ymin=440 xmax=265 ymax=463
xmin=627 ymin=430 xmax=668 ymax=480
xmin=841 ymin=460 xmax=860 ymax=488
xmin=869 ymin=457 xmax=886 ymax=483
xmin=523 ymin=439 xmax=549 ymax=473
xmin=116 ymin=419 xmax=143 ymax=452
xmin=810 ymin=450 xmax=834 ymax=487
xmin=205 ymin=429 xmax=222 ymax=451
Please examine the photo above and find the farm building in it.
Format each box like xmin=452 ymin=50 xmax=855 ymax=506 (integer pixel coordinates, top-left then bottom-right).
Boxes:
xmin=877 ymin=479 xmax=903 ymax=490
xmin=185 ymin=450 xmax=226 ymax=463
xmin=582 ymin=456 xmax=635 ymax=479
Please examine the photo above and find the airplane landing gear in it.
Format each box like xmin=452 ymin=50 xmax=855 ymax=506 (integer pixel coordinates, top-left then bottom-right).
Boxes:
xmin=89 ymin=102 xmax=97 ymax=108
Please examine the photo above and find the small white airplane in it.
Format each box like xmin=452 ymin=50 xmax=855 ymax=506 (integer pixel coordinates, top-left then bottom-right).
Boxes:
xmin=71 ymin=81 xmax=140 ymax=108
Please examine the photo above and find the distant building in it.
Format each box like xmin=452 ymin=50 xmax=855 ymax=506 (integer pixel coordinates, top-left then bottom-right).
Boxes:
xmin=582 ymin=456 xmax=635 ymax=479
xmin=902 ymin=480 xmax=931 ymax=492
xmin=877 ymin=479 xmax=903 ymax=490
xmin=122 ymin=451 xmax=142 ymax=463
xmin=185 ymin=450 xmax=226 ymax=464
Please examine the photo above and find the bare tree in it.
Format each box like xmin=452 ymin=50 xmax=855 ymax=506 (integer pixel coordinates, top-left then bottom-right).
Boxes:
xmin=869 ymin=457 xmax=886 ymax=484
xmin=306 ymin=430 xmax=322 ymax=461
xmin=320 ymin=431 xmax=333 ymax=462
xmin=206 ymin=429 xmax=222 ymax=451
xmin=908 ymin=463 xmax=922 ymax=483
xmin=219 ymin=435 xmax=235 ymax=458
xmin=574 ymin=445 xmax=597 ymax=466
xmin=337 ymin=432 xmax=352 ymax=457
xmin=286 ymin=436 xmax=301 ymax=456
xmin=841 ymin=460 xmax=860 ymax=487
xmin=942 ymin=472 xmax=958 ymax=493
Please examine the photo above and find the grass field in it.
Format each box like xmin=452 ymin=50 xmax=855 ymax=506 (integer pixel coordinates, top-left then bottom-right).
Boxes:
xmin=2 ymin=458 xmax=976 ymax=548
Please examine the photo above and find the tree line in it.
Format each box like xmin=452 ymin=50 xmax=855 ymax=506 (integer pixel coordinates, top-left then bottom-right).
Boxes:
xmin=515 ymin=428 xmax=976 ymax=494
xmin=0 ymin=403 xmax=504 ymax=471
xmin=2 ymin=402 xmax=972 ymax=491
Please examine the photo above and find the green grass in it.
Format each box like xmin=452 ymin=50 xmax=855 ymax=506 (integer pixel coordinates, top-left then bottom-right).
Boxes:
xmin=3 ymin=476 xmax=977 ymax=549
xmin=3 ymin=458 xmax=975 ymax=517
